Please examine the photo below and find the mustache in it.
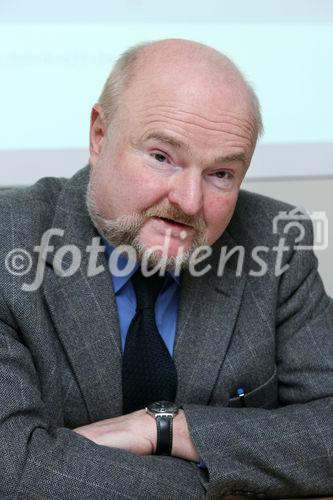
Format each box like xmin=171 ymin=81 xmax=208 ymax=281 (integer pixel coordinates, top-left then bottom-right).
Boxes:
xmin=142 ymin=204 xmax=206 ymax=231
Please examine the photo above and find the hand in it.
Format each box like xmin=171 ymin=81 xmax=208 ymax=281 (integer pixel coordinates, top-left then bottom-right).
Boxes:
xmin=73 ymin=409 xmax=155 ymax=455
xmin=73 ymin=408 xmax=200 ymax=462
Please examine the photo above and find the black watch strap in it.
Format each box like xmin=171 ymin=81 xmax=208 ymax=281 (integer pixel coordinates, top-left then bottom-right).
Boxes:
xmin=155 ymin=415 xmax=173 ymax=455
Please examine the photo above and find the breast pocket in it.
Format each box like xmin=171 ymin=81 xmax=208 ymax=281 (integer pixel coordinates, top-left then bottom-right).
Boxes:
xmin=228 ymin=367 xmax=278 ymax=409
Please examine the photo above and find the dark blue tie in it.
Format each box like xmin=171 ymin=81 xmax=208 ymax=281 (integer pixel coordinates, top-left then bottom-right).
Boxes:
xmin=122 ymin=270 xmax=178 ymax=414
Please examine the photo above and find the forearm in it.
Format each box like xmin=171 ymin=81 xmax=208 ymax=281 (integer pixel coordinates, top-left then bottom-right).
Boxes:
xmin=183 ymin=399 xmax=333 ymax=498
xmin=5 ymin=425 xmax=205 ymax=499
xmin=171 ymin=409 xmax=200 ymax=462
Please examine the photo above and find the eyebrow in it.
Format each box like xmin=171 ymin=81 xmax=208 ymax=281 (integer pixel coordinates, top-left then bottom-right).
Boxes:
xmin=143 ymin=132 xmax=247 ymax=166
xmin=143 ymin=132 xmax=188 ymax=151
xmin=216 ymin=152 xmax=247 ymax=165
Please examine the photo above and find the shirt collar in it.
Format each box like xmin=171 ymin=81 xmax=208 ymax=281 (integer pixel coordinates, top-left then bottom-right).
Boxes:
xmin=103 ymin=239 xmax=180 ymax=293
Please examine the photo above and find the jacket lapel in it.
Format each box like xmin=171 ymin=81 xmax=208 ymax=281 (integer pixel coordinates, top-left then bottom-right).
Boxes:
xmin=174 ymin=231 xmax=246 ymax=405
xmin=43 ymin=167 xmax=123 ymax=421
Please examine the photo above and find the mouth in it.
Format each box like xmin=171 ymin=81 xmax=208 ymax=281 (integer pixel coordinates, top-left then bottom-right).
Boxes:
xmin=152 ymin=216 xmax=193 ymax=230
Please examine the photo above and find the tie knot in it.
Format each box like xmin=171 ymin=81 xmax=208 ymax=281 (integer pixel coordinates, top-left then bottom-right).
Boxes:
xmin=131 ymin=270 xmax=165 ymax=309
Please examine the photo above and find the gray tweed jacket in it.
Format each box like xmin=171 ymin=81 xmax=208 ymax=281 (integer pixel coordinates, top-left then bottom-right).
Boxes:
xmin=0 ymin=166 xmax=332 ymax=499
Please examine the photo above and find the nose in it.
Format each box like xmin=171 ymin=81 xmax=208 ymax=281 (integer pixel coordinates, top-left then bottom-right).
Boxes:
xmin=167 ymin=168 xmax=203 ymax=216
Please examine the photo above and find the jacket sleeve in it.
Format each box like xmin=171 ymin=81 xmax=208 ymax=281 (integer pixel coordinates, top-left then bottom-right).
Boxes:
xmin=183 ymin=227 xmax=333 ymax=498
xmin=0 ymin=299 xmax=205 ymax=500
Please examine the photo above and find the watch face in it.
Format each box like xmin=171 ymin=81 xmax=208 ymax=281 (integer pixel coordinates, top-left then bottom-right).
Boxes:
xmin=148 ymin=401 xmax=179 ymax=414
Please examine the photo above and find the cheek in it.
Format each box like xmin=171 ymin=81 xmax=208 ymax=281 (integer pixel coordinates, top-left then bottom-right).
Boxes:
xmin=92 ymin=171 xmax=115 ymax=214
xmin=92 ymin=158 xmax=169 ymax=218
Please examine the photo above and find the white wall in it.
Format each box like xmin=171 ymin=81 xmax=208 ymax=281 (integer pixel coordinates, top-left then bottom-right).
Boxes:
xmin=1 ymin=1 xmax=333 ymax=184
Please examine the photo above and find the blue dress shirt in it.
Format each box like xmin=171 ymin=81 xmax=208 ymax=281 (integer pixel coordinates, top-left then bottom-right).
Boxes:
xmin=104 ymin=241 xmax=180 ymax=355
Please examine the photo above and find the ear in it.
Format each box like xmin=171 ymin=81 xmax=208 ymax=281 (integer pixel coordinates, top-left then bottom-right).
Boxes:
xmin=89 ymin=104 xmax=107 ymax=169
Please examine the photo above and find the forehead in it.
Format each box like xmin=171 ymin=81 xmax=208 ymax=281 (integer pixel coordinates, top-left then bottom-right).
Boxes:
xmin=125 ymin=64 xmax=251 ymax=113
xmin=119 ymin=54 xmax=255 ymax=129
xmin=119 ymin=80 xmax=257 ymax=159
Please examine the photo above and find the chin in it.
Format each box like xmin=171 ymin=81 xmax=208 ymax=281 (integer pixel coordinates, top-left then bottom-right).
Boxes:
xmin=133 ymin=238 xmax=192 ymax=274
xmin=140 ymin=231 xmax=193 ymax=251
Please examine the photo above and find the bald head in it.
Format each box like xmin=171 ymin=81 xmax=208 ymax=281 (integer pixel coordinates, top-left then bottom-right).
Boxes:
xmin=133 ymin=39 xmax=245 ymax=86
xmin=98 ymin=38 xmax=263 ymax=139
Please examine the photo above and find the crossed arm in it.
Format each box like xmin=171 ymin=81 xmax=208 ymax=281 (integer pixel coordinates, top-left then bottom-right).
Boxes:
xmin=1 ymin=233 xmax=333 ymax=498
xmin=73 ymin=241 xmax=333 ymax=498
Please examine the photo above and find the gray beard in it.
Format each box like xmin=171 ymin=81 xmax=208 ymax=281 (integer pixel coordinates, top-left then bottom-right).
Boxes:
xmin=86 ymin=179 xmax=208 ymax=273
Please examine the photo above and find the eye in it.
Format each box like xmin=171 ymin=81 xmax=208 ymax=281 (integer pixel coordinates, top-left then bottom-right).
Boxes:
xmin=151 ymin=152 xmax=168 ymax=163
xmin=214 ymin=171 xmax=228 ymax=179
xmin=213 ymin=170 xmax=233 ymax=181
xmin=209 ymin=170 xmax=235 ymax=188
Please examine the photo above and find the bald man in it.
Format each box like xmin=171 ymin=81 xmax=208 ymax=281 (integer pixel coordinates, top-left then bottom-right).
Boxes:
xmin=0 ymin=39 xmax=332 ymax=499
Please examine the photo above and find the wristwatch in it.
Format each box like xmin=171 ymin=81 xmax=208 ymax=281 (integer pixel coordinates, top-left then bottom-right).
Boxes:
xmin=146 ymin=401 xmax=179 ymax=455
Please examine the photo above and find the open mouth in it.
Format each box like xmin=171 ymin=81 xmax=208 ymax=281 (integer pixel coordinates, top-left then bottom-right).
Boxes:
xmin=154 ymin=216 xmax=193 ymax=229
